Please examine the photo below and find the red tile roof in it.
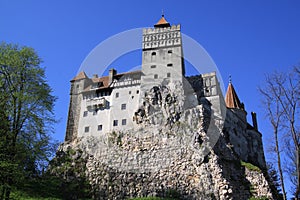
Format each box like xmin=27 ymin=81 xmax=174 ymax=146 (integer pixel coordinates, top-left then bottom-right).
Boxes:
xmin=154 ymin=15 xmax=171 ymax=28
xmin=82 ymin=70 xmax=141 ymax=92
xmin=225 ymin=82 xmax=244 ymax=109
xmin=71 ymin=71 xmax=88 ymax=81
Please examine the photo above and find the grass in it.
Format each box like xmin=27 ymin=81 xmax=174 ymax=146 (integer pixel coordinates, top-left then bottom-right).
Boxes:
xmin=129 ymin=198 xmax=177 ymax=200
xmin=240 ymin=161 xmax=261 ymax=172
xmin=10 ymin=190 xmax=61 ymax=200
xmin=249 ymin=197 xmax=269 ymax=200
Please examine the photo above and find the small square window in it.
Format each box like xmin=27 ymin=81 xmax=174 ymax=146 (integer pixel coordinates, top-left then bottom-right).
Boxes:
xmin=167 ymin=73 xmax=171 ymax=78
xmin=151 ymin=65 xmax=156 ymax=68
xmin=113 ymin=120 xmax=118 ymax=126
xmin=122 ymin=119 xmax=127 ymax=125
xmin=168 ymin=50 xmax=172 ymax=54
xmin=83 ymin=111 xmax=88 ymax=117
xmin=129 ymin=91 xmax=132 ymax=94
xmin=121 ymin=104 xmax=126 ymax=110
xmin=116 ymin=92 xmax=119 ymax=98
xmin=84 ymin=126 xmax=89 ymax=133
xmin=154 ymin=74 xmax=158 ymax=79
xmin=98 ymin=125 xmax=102 ymax=131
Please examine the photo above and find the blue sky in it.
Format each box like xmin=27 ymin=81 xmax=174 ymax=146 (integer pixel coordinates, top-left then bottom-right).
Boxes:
xmin=1 ymin=0 xmax=299 ymax=197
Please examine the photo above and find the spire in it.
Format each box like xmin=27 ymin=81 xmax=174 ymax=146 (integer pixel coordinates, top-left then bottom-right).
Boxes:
xmin=154 ymin=13 xmax=171 ymax=28
xmin=225 ymin=81 xmax=244 ymax=110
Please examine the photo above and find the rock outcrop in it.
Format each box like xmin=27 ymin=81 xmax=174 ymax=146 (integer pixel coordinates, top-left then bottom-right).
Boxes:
xmin=55 ymin=82 xmax=276 ymax=199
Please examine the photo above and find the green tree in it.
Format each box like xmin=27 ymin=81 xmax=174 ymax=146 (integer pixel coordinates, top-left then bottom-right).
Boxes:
xmin=266 ymin=162 xmax=283 ymax=199
xmin=0 ymin=42 xmax=57 ymax=199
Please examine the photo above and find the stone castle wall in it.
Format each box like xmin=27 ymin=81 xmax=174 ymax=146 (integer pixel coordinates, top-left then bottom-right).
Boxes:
xmin=59 ymin=84 xmax=275 ymax=199
xmin=65 ymin=81 xmax=83 ymax=141
xmin=223 ymin=109 xmax=266 ymax=169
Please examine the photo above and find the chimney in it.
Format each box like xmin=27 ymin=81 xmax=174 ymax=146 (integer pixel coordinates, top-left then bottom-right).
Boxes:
xmin=251 ymin=112 xmax=258 ymax=131
xmin=93 ymin=74 xmax=98 ymax=78
xmin=109 ymin=68 xmax=117 ymax=85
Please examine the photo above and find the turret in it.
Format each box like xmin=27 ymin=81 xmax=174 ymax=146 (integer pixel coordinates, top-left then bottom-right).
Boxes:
xmin=225 ymin=80 xmax=247 ymax=122
xmin=141 ymin=14 xmax=185 ymax=93
xmin=65 ymin=71 xmax=88 ymax=142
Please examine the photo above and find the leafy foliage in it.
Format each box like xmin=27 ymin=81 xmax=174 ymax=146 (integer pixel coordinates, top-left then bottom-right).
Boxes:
xmin=49 ymin=147 xmax=92 ymax=199
xmin=266 ymin=163 xmax=283 ymax=198
xmin=129 ymin=197 xmax=178 ymax=200
xmin=0 ymin=42 xmax=57 ymax=199
xmin=248 ymin=197 xmax=269 ymax=200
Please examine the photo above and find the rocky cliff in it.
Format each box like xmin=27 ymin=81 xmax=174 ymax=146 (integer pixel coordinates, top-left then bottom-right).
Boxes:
xmin=55 ymin=81 xmax=277 ymax=200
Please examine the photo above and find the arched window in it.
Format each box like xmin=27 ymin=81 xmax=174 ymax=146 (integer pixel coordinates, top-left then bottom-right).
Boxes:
xmin=151 ymin=52 xmax=156 ymax=61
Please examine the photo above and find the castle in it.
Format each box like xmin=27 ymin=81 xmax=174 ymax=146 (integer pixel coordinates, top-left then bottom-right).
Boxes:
xmin=62 ymin=15 xmax=275 ymax=199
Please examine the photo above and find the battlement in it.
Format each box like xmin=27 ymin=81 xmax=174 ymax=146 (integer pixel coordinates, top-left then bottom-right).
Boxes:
xmin=143 ymin=24 xmax=181 ymax=34
xmin=142 ymin=25 xmax=181 ymax=50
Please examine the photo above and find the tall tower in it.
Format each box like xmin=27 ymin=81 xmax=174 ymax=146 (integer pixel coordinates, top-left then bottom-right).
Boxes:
xmin=225 ymin=81 xmax=247 ymax=122
xmin=140 ymin=15 xmax=185 ymax=93
xmin=65 ymin=71 xmax=89 ymax=142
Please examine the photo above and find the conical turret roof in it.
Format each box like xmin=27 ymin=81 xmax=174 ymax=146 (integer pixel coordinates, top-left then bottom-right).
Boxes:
xmin=225 ymin=82 xmax=244 ymax=110
xmin=154 ymin=14 xmax=171 ymax=28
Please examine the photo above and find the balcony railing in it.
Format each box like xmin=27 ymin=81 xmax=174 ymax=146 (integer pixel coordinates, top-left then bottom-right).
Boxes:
xmin=86 ymin=97 xmax=107 ymax=109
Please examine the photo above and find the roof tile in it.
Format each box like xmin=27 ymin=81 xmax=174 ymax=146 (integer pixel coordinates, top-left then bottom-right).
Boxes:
xmin=71 ymin=71 xmax=88 ymax=81
xmin=225 ymin=82 xmax=244 ymax=109
xmin=154 ymin=15 xmax=171 ymax=28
